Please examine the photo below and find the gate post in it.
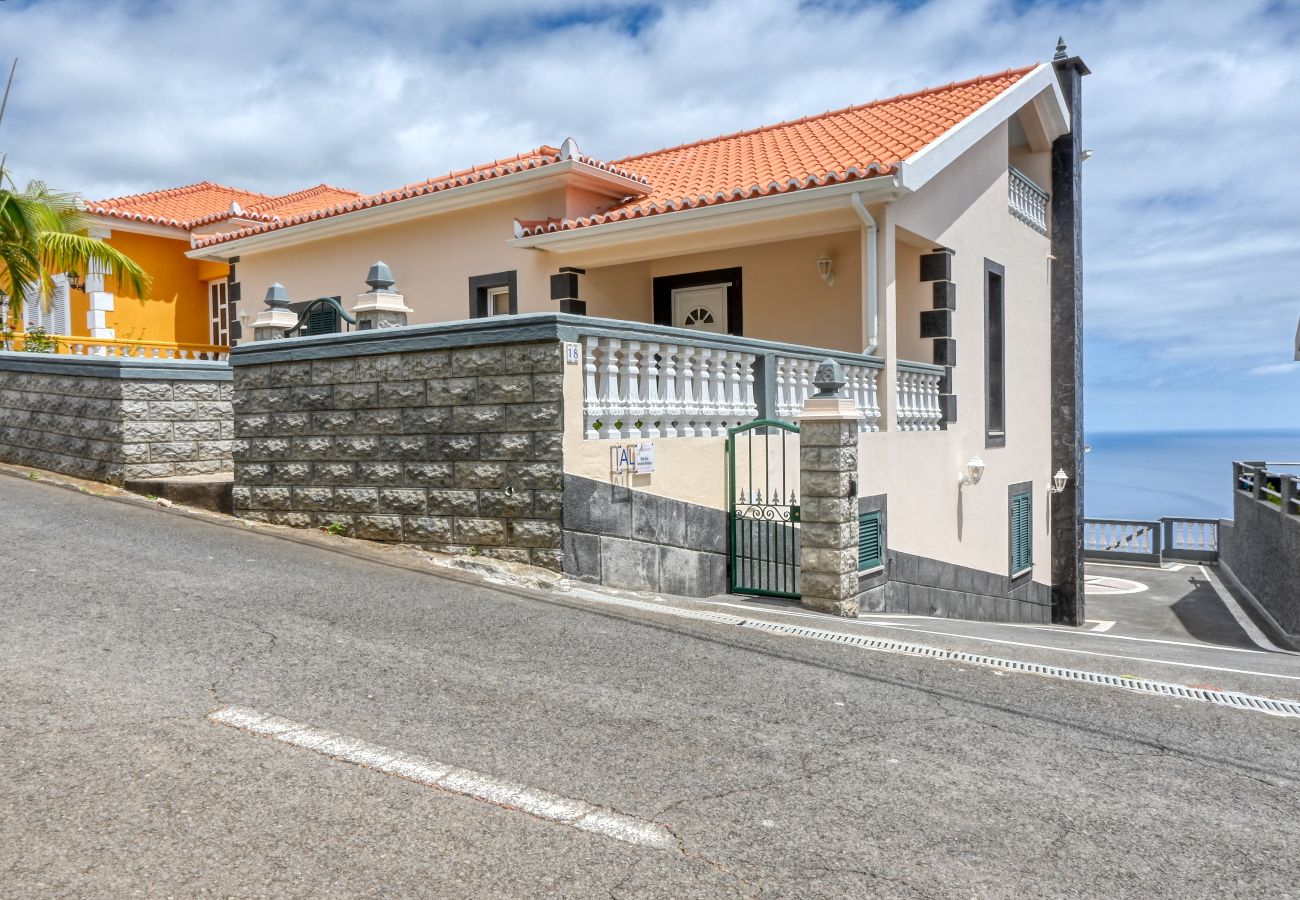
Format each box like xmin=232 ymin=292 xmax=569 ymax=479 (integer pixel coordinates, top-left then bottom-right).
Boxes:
xmin=799 ymin=359 xmax=863 ymax=617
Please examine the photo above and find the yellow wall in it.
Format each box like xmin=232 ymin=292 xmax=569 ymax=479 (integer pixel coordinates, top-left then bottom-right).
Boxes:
xmin=89 ymin=229 xmax=226 ymax=345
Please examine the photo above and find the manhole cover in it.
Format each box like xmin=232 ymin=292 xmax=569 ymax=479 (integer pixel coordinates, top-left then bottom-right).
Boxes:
xmin=1084 ymin=575 xmax=1149 ymax=595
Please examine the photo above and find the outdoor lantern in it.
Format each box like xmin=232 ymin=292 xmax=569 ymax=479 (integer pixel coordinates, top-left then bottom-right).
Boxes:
xmin=65 ymin=271 xmax=84 ymax=292
xmin=817 ymin=252 xmax=835 ymax=286
xmin=959 ymin=456 xmax=986 ymax=487
xmin=1051 ymin=468 xmax=1069 ymax=494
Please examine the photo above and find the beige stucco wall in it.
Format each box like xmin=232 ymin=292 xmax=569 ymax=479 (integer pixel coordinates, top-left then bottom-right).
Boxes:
xmin=862 ymin=121 xmax=1054 ymax=583
xmin=234 ymin=191 xmax=568 ymax=322
xmin=581 ymin=231 xmax=864 ymax=353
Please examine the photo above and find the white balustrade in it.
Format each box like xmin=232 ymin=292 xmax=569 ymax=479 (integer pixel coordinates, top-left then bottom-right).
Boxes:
xmin=580 ymin=337 xmax=758 ymax=440
xmin=1008 ymin=166 xmax=1049 ymax=235
xmin=896 ymin=366 xmax=942 ymax=431
xmin=773 ymin=355 xmax=881 ymax=432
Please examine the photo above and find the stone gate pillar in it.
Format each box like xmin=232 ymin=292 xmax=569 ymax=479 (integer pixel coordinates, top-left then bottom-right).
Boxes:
xmin=799 ymin=359 xmax=863 ymax=617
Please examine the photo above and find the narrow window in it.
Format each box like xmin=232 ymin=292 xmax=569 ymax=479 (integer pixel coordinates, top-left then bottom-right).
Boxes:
xmin=858 ymin=510 xmax=884 ymax=572
xmin=1010 ymin=488 xmax=1032 ymax=577
xmin=488 ymin=286 xmax=512 ymax=316
xmin=209 ymin=279 xmax=229 ymax=345
xmin=985 ymin=260 xmax=1006 ymax=447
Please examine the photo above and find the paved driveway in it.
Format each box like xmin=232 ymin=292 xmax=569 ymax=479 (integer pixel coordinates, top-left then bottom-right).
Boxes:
xmin=2 ymin=474 xmax=1299 ymax=897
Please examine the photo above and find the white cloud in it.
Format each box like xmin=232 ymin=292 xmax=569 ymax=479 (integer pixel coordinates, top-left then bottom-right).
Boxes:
xmin=1250 ymin=362 xmax=1300 ymax=376
xmin=2 ymin=0 xmax=1299 ymax=427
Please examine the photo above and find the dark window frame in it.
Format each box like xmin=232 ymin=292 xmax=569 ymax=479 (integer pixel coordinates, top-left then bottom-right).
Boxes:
xmin=652 ymin=267 xmax=743 ymax=336
xmin=1008 ymin=480 xmax=1033 ymax=580
xmin=985 ymin=259 xmax=1006 ymax=448
xmin=468 ymin=270 xmax=518 ymax=318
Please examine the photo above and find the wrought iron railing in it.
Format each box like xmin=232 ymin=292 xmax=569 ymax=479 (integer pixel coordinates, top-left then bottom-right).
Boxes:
xmin=1008 ymin=166 xmax=1049 ymax=235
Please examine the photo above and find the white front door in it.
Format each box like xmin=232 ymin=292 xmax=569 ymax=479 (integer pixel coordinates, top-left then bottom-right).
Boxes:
xmin=671 ymin=284 xmax=729 ymax=334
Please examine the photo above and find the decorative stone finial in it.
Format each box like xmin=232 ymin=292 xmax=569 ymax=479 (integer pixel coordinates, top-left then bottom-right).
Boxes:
xmin=812 ymin=358 xmax=846 ymax=398
xmin=264 ymin=283 xmax=290 ymax=309
xmin=365 ymin=261 xmax=396 ymax=293
xmin=1054 ymin=36 xmax=1068 ymax=60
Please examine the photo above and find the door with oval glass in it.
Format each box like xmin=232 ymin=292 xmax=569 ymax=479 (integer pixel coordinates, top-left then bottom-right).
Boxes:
xmin=671 ymin=283 xmax=729 ymax=334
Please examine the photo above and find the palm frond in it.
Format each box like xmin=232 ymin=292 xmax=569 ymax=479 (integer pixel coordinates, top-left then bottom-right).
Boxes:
xmin=39 ymin=231 xmax=150 ymax=299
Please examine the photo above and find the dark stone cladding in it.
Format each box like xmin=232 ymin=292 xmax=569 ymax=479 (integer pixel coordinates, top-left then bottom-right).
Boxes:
xmin=1220 ymin=492 xmax=1300 ymax=639
xmin=0 ymin=352 xmax=234 ymax=483
xmin=859 ymin=548 xmax=1051 ymax=624
xmin=562 ymin=474 xmax=727 ymax=597
xmin=1049 ymin=51 xmax=1090 ymax=626
xmin=230 ymin=333 xmax=565 ymax=570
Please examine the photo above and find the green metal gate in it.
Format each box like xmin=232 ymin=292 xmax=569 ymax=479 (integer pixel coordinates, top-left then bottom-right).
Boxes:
xmin=727 ymin=419 xmax=800 ymax=598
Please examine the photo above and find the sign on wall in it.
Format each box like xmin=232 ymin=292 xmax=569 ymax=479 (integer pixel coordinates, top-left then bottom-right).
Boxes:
xmin=611 ymin=441 xmax=655 ymax=476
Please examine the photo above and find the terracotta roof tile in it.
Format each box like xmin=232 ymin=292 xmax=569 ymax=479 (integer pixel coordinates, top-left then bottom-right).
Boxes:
xmin=515 ymin=66 xmax=1035 ymax=235
xmin=193 ymin=145 xmax=647 ymax=249
xmin=244 ymin=184 xmax=365 ymax=219
xmin=89 ymin=181 xmax=273 ymax=229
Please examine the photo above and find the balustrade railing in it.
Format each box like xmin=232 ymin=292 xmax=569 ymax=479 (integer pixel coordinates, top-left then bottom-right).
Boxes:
xmin=773 ymin=355 xmax=881 ymax=432
xmin=1084 ymin=516 xmax=1222 ymax=563
xmin=896 ymin=362 xmax=943 ymax=431
xmin=5 ymin=332 xmax=229 ymax=361
xmin=1008 ymin=165 xmax=1049 ymax=235
xmin=582 ymin=336 xmax=757 ymax=439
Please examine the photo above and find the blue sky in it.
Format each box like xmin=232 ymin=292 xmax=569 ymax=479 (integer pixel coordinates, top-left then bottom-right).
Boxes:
xmin=1 ymin=0 xmax=1298 ymax=433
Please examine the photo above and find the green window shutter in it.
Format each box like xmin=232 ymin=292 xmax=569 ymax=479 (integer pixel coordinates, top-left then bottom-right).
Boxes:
xmin=305 ymin=302 xmax=339 ymax=336
xmin=858 ymin=510 xmax=883 ymax=571
xmin=1011 ymin=491 xmax=1032 ymax=574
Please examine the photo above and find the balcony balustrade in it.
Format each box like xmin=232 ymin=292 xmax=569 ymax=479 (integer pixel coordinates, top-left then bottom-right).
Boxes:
xmin=1008 ymin=165 xmax=1049 ymax=235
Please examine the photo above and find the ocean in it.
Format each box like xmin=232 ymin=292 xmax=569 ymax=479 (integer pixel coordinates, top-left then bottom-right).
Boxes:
xmin=1084 ymin=430 xmax=1300 ymax=521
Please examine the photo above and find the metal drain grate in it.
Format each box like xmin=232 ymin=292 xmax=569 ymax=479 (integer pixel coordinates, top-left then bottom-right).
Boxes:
xmin=740 ymin=619 xmax=1300 ymax=719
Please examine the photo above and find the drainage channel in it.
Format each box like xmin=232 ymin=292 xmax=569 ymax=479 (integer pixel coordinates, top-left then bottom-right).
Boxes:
xmin=562 ymin=589 xmax=1300 ymax=720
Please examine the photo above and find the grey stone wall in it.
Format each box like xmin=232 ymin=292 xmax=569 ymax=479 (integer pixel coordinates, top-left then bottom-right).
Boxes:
xmin=860 ymin=549 xmax=1051 ymax=624
xmin=561 ymin=474 xmax=727 ymax=596
xmin=1221 ymin=492 xmax=1300 ymax=637
xmin=231 ymin=340 xmax=564 ymax=569
xmin=0 ymin=352 xmax=233 ymax=483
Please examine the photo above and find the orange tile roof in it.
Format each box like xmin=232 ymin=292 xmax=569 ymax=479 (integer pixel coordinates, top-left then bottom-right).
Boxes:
xmin=192 ymin=145 xmax=647 ymax=249
xmin=89 ymin=181 xmax=273 ymax=229
xmin=192 ymin=63 xmax=1035 ymax=249
xmin=244 ymin=184 xmax=365 ymax=218
xmin=516 ymin=66 xmax=1035 ymax=235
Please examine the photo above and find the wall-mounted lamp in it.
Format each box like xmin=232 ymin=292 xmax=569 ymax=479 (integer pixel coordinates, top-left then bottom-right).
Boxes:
xmin=1081 ymin=149 xmax=1095 ymax=161
xmin=959 ymin=456 xmax=986 ymax=487
xmin=817 ymin=252 xmax=835 ymax=287
xmin=1049 ymin=468 xmax=1069 ymax=494
xmin=65 ymin=271 xmax=84 ymax=292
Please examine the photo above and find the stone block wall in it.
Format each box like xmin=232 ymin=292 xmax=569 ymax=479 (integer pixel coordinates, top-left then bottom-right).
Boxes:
xmin=561 ymin=474 xmax=727 ymax=595
xmin=0 ymin=352 xmax=233 ymax=482
xmin=231 ymin=339 xmax=565 ymax=569
xmin=1221 ymin=491 xmax=1300 ymax=638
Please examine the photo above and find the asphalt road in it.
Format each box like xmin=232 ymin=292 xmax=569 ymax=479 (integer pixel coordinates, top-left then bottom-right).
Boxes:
xmin=2 ymin=474 xmax=1299 ymax=898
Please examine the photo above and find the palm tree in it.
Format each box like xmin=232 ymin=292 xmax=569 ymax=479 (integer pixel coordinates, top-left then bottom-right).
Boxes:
xmin=0 ymin=60 xmax=149 ymax=328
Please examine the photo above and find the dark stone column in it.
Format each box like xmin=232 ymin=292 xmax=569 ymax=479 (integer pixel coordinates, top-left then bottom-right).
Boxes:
xmin=1050 ymin=41 xmax=1091 ymax=626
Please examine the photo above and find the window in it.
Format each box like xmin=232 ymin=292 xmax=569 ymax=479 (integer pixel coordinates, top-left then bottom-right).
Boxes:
xmin=21 ymin=274 xmax=71 ymax=335
xmin=858 ymin=510 xmax=884 ymax=572
xmin=468 ymin=271 xmax=517 ymax=318
xmin=1010 ymin=488 xmax=1032 ymax=577
xmin=209 ymin=279 xmax=229 ymax=346
xmin=488 ymin=286 xmax=511 ymax=316
xmin=985 ymin=260 xmax=1006 ymax=447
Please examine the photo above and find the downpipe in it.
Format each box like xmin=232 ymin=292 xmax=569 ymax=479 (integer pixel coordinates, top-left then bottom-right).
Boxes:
xmin=851 ymin=191 xmax=878 ymax=356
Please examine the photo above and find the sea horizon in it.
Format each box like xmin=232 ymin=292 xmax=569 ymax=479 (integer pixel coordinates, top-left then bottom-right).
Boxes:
xmin=1083 ymin=427 xmax=1300 ymax=522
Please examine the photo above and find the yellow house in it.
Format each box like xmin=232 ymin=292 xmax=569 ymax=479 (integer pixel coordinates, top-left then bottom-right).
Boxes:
xmin=17 ymin=181 xmax=360 ymax=356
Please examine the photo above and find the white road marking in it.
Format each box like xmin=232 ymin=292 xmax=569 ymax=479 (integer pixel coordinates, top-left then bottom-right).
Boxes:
xmin=208 ymin=706 xmax=677 ymax=851
xmin=699 ymin=600 xmax=1300 ymax=681
xmin=1196 ymin=564 xmax=1299 ymax=655
xmin=1089 ymin=620 xmax=1117 ymax=632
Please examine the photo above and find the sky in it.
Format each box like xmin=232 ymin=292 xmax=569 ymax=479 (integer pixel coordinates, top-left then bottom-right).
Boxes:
xmin=1 ymin=0 xmax=1297 ymax=433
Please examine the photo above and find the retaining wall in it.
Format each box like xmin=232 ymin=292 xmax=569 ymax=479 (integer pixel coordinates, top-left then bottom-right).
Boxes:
xmin=0 ymin=352 xmax=233 ymax=483
xmin=1221 ymin=491 xmax=1300 ymax=638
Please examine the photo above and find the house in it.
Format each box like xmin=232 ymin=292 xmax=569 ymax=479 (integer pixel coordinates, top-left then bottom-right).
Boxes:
xmin=188 ymin=44 xmax=1090 ymax=625
xmin=15 ymin=181 xmax=361 ymax=356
